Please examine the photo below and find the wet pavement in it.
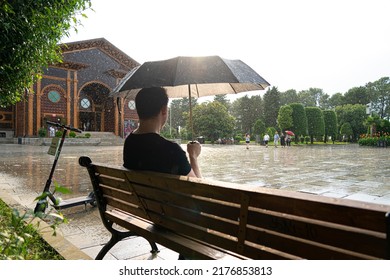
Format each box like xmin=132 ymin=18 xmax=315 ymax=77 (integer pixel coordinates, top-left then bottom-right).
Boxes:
xmin=0 ymin=143 xmax=389 ymax=259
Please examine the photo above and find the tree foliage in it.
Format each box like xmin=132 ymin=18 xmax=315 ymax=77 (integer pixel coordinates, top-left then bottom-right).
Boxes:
xmin=263 ymin=86 xmax=281 ymax=128
xmin=230 ymin=94 xmax=263 ymax=135
xmin=289 ymin=103 xmax=308 ymax=138
xmin=191 ymin=102 xmax=235 ymax=141
xmin=280 ymin=89 xmax=299 ymax=106
xmin=0 ymin=0 xmax=92 ymax=107
xmin=170 ymin=97 xmax=197 ymax=130
xmin=213 ymin=94 xmax=230 ymax=110
xmin=335 ymin=104 xmax=366 ymax=141
xmin=366 ymin=77 xmax=390 ymax=119
xmin=305 ymin=107 xmax=325 ymax=144
xmin=344 ymin=86 xmax=370 ymax=106
xmin=340 ymin=122 xmax=353 ymax=141
xmin=277 ymin=105 xmax=293 ymax=132
xmin=323 ymin=110 xmax=338 ymax=142
xmin=252 ymin=119 xmax=266 ymax=137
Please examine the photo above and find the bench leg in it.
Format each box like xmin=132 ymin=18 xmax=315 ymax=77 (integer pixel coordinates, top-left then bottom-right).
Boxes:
xmin=96 ymin=230 xmax=160 ymax=259
xmin=95 ymin=230 xmax=136 ymax=260
xmin=96 ymin=234 xmax=122 ymax=260
xmin=149 ymin=241 xmax=159 ymax=254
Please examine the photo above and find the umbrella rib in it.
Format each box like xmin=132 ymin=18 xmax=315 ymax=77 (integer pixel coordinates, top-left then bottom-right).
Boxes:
xmin=194 ymin=84 xmax=200 ymax=98
xmin=229 ymin=83 xmax=240 ymax=94
xmin=172 ymin=56 xmax=181 ymax=86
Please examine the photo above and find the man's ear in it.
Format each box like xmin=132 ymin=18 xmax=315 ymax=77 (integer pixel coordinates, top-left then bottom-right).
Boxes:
xmin=161 ymin=105 xmax=168 ymax=116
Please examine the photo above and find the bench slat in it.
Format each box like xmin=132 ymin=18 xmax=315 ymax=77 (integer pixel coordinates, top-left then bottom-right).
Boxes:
xmin=94 ymin=165 xmax=128 ymax=180
xmin=98 ymin=175 xmax=128 ymax=192
xmin=99 ymin=185 xmax=138 ymax=206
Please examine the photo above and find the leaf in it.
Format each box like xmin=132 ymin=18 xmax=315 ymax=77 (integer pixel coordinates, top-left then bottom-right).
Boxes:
xmin=53 ymin=181 xmax=72 ymax=194
xmin=47 ymin=213 xmax=64 ymax=221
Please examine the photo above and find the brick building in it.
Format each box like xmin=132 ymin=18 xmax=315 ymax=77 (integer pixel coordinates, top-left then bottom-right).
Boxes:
xmin=0 ymin=38 xmax=140 ymax=139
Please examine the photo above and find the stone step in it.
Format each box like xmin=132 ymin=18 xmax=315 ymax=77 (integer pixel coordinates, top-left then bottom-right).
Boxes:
xmin=0 ymin=138 xmax=14 ymax=144
xmin=83 ymin=132 xmax=124 ymax=146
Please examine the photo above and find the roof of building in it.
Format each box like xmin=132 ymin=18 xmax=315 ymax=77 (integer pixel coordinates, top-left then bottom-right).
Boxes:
xmin=59 ymin=38 xmax=140 ymax=71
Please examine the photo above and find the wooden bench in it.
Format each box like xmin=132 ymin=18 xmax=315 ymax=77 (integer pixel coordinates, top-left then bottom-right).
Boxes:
xmin=79 ymin=156 xmax=390 ymax=260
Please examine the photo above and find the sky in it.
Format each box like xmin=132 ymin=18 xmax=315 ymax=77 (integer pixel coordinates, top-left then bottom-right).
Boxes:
xmin=64 ymin=0 xmax=390 ymax=99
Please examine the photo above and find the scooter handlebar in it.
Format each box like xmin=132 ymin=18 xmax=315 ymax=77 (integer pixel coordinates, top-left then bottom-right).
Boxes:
xmin=46 ymin=121 xmax=83 ymax=133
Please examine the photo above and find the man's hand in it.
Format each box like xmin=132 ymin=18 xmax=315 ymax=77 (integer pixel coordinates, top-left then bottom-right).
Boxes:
xmin=187 ymin=141 xmax=201 ymax=158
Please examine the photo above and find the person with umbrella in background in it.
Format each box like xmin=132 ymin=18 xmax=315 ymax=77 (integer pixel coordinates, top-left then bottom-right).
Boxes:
xmin=123 ymin=87 xmax=202 ymax=179
xmin=285 ymin=130 xmax=294 ymax=146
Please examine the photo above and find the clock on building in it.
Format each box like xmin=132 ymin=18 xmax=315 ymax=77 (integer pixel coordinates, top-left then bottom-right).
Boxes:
xmin=128 ymin=100 xmax=136 ymax=110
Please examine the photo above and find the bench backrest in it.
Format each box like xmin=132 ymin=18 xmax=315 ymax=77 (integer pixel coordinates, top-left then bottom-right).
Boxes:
xmin=80 ymin=157 xmax=390 ymax=259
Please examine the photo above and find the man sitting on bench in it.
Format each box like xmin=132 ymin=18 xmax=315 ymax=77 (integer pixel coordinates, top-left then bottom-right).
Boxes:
xmin=123 ymin=87 xmax=202 ymax=178
xmin=123 ymin=88 xmax=202 ymax=260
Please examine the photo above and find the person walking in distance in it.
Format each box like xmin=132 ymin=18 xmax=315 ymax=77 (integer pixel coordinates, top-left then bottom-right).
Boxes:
xmin=245 ymin=133 xmax=250 ymax=149
xmin=274 ymin=131 xmax=280 ymax=148
xmin=263 ymin=133 xmax=270 ymax=148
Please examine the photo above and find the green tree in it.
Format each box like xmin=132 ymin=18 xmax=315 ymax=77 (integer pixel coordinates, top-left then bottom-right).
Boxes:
xmin=213 ymin=94 xmax=230 ymax=110
xmin=277 ymin=105 xmax=293 ymax=132
xmin=0 ymin=0 xmax=92 ymax=107
xmin=252 ymin=119 xmax=266 ymax=140
xmin=340 ymin=122 xmax=353 ymax=142
xmin=319 ymin=93 xmax=331 ymax=110
xmin=289 ymin=103 xmax=308 ymax=142
xmin=344 ymin=86 xmax=370 ymax=105
xmin=366 ymin=77 xmax=390 ymax=119
xmin=230 ymin=94 xmax=263 ymax=135
xmin=305 ymin=107 xmax=325 ymax=144
xmin=263 ymin=86 xmax=281 ymax=128
xmin=335 ymin=104 xmax=366 ymax=141
xmin=323 ymin=110 xmax=338 ymax=143
xmin=328 ymin=92 xmax=345 ymax=109
xmin=191 ymin=102 xmax=235 ymax=142
xmin=170 ymin=97 xmax=197 ymax=131
xmin=280 ymin=89 xmax=299 ymax=105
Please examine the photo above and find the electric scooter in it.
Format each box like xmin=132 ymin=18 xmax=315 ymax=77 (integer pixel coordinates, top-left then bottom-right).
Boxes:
xmin=34 ymin=121 xmax=96 ymax=214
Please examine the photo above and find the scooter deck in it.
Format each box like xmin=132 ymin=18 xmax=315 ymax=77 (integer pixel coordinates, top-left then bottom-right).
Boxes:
xmin=54 ymin=196 xmax=94 ymax=210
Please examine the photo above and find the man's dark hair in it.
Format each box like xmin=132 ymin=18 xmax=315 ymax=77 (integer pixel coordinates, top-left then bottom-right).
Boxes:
xmin=135 ymin=87 xmax=169 ymax=119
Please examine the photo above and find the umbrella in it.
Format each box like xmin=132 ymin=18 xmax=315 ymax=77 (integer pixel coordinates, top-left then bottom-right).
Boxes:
xmin=110 ymin=55 xmax=270 ymax=136
xmin=285 ymin=130 xmax=295 ymax=136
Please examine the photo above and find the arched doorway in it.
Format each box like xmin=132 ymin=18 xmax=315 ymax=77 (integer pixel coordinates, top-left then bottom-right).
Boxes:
xmin=78 ymin=83 xmax=110 ymax=132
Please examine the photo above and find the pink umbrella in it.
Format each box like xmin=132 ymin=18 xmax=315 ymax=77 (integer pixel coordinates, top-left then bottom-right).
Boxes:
xmin=285 ymin=130 xmax=295 ymax=136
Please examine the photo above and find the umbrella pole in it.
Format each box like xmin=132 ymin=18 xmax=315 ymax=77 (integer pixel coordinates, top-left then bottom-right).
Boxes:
xmin=188 ymin=84 xmax=194 ymax=141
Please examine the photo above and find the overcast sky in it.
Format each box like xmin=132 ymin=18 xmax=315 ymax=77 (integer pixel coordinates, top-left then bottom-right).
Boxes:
xmin=64 ymin=0 xmax=390 ymax=99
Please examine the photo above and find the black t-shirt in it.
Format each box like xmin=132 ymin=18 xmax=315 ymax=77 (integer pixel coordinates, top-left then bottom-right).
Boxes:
xmin=123 ymin=133 xmax=191 ymax=176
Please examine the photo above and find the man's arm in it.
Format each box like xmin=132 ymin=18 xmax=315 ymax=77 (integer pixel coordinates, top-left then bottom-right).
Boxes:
xmin=186 ymin=141 xmax=202 ymax=178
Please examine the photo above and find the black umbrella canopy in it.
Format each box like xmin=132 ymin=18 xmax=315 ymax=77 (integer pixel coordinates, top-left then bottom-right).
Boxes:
xmin=110 ymin=55 xmax=270 ymax=99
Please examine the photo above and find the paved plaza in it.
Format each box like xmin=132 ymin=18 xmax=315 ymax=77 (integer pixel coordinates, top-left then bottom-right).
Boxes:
xmin=0 ymin=143 xmax=389 ymax=259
